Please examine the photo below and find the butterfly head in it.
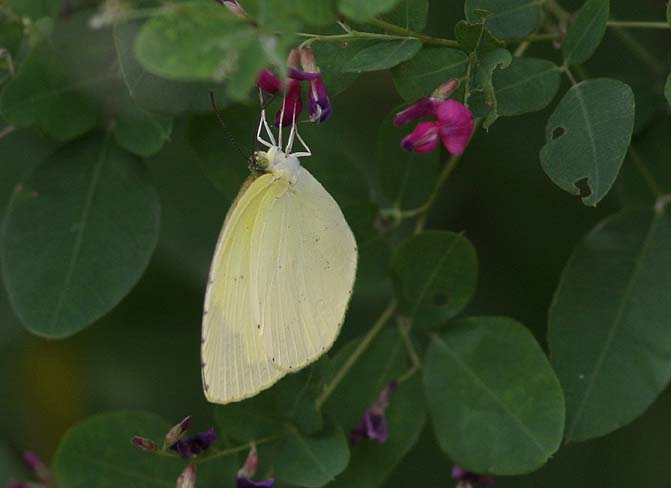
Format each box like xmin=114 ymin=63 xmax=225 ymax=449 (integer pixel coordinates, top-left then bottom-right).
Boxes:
xmin=251 ymin=146 xmax=301 ymax=182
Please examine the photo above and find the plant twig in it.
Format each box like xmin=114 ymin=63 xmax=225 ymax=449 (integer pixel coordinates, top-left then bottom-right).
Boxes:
xmin=193 ymin=434 xmax=283 ymax=464
xmin=607 ymin=21 xmax=670 ymax=29
xmin=367 ymin=17 xmax=460 ymax=47
xmin=316 ymin=301 xmax=397 ymax=408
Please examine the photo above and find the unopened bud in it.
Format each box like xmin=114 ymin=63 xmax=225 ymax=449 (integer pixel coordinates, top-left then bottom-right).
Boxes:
xmin=176 ymin=464 xmax=197 ymax=488
xmin=431 ymin=79 xmax=460 ymax=100
xmin=131 ymin=436 xmax=159 ymax=452
xmin=165 ymin=416 xmax=193 ymax=448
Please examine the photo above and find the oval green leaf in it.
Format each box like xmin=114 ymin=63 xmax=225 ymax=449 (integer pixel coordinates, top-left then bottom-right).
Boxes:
xmin=424 ymin=316 xmax=565 ymax=474
xmin=539 ymin=78 xmax=635 ymax=206
xmin=54 ymin=412 xmax=183 ymax=487
xmin=338 ymin=0 xmax=403 ymax=22
xmin=343 ymin=40 xmax=422 ymax=73
xmin=392 ymin=47 xmax=469 ymax=101
xmin=548 ymin=206 xmax=671 ymax=442
xmin=275 ymin=426 xmax=350 ymax=488
xmin=113 ymin=102 xmax=173 ymax=158
xmin=493 ymin=57 xmax=561 ymax=116
xmin=465 ymin=0 xmax=542 ymax=39
xmin=392 ymin=231 xmax=478 ymax=327
xmin=562 ymin=0 xmax=609 ymax=66
xmin=1 ymin=134 xmax=160 ymax=338
xmin=382 ymin=0 xmax=430 ymax=31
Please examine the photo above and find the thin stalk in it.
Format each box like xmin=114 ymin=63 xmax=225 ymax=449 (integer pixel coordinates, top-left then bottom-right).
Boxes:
xmin=543 ymin=0 xmax=571 ymax=23
xmin=610 ymin=27 xmax=666 ymax=75
xmin=316 ymin=301 xmax=397 ymax=408
xmin=297 ymin=31 xmax=411 ymax=45
xmin=367 ymin=17 xmax=460 ymax=47
xmin=607 ymin=21 xmax=669 ymax=29
xmin=194 ymin=434 xmax=283 ymax=464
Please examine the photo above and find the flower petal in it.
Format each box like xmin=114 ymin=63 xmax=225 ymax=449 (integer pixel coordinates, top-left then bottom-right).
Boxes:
xmin=393 ymin=98 xmax=440 ymax=127
xmin=275 ymin=79 xmax=304 ymax=127
xmin=236 ymin=477 xmax=275 ymax=488
xmin=308 ymin=77 xmax=332 ymax=123
xmin=401 ymin=121 xmax=441 ymax=153
xmin=436 ymin=100 xmax=474 ymax=155
xmin=256 ymin=69 xmax=282 ymax=94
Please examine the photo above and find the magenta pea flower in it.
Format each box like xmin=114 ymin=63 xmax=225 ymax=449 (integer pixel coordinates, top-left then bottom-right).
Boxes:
xmin=395 ymin=80 xmax=474 ymax=155
xmin=170 ymin=428 xmax=218 ymax=459
xmin=301 ymin=48 xmax=332 ymax=123
xmin=451 ymin=465 xmax=495 ymax=488
xmin=350 ymin=382 xmax=398 ymax=444
xmin=236 ymin=446 xmax=275 ymax=488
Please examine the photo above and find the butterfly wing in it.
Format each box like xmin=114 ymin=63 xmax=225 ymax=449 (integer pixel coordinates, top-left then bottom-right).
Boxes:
xmin=250 ymin=167 xmax=358 ymax=371
xmin=201 ymin=174 xmax=286 ymax=404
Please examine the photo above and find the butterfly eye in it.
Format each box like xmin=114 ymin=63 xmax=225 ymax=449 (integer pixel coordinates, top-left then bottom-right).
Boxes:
xmin=253 ymin=151 xmax=270 ymax=170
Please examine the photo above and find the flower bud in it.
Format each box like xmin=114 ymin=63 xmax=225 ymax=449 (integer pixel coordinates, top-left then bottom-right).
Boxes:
xmin=256 ymin=69 xmax=282 ymax=94
xmin=165 ymin=416 xmax=193 ymax=448
xmin=431 ymin=79 xmax=460 ymax=100
xmin=23 ymin=452 xmax=50 ymax=483
xmin=131 ymin=436 xmax=159 ymax=452
xmin=237 ymin=446 xmax=258 ymax=479
xmin=176 ymin=464 xmax=197 ymax=488
xmin=217 ymin=0 xmax=247 ymax=19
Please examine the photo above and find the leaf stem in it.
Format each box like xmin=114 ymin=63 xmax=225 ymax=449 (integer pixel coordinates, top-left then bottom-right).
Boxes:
xmin=367 ymin=17 xmax=460 ymax=47
xmin=296 ymin=30 xmax=412 ymax=45
xmin=397 ymin=318 xmax=422 ymax=371
xmin=543 ymin=0 xmax=571 ymax=23
xmin=609 ymin=26 xmax=666 ymax=75
xmin=607 ymin=20 xmax=670 ymax=29
xmin=316 ymin=301 xmax=397 ymax=408
xmin=193 ymin=434 xmax=283 ymax=464
xmin=0 ymin=126 xmax=15 ymax=139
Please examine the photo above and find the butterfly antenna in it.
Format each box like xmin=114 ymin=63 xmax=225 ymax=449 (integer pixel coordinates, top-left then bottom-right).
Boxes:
xmin=209 ymin=91 xmax=248 ymax=161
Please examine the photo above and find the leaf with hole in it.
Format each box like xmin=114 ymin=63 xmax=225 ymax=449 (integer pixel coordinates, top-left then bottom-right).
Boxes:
xmin=455 ymin=17 xmax=506 ymax=56
xmin=465 ymin=0 xmax=542 ymax=39
xmin=539 ymin=78 xmax=635 ymax=206
xmin=424 ymin=316 xmax=565 ymax=474
xmin=392 ymin=47 xmax=469 ymax=101
xmin=469 ymin=47 xmax=512 ymax=128
xmin=338 ymin=0 xmax=403 ymax=22
xmin=343 ymin=40 xmax=422 ymax=73
xmin=392 ymin=231 xmax=478 ymax=328
xmin=548 ymin=206 xmax=671 ymax=442
xmin=275 ymin=425 xmax=350 ymax=488
xmin=1 ymin=134 xmax=160 ymax=338
xmin=562 ymin=0 xmax=609 ymax=66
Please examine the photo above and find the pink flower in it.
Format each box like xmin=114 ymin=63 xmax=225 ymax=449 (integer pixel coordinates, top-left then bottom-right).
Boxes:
xmin=256 ymin=70 xmax=282 ymax=94
xmin=275 ymin=78 xmax=303 ymax=127
xmin=399 ymin=99 xmax=474 ymax=156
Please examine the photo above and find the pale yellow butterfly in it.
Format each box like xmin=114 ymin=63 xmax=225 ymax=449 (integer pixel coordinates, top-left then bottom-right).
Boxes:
xmin=201 ymin=101 xmax=358 ymax=404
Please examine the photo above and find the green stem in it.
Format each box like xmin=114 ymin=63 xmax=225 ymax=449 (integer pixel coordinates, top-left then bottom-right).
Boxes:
xmin=562 ymin=66 xmax=578 ymax=85
xmin=296 ymin=30 xmax=411 ymax=45
xmin=543 ymin=0 xmax=571 ymax=23
xmin=397 ymin=365 xmax=419 ymax=383
xmin=193 ymin=434 xmax=283 ymax=464
xmin=610 ymin=27 xmax=666 ymax=75
xmin=397 ymin=318 xmax=422 ymax=370
xmin=367 ymin=17 xmax=460 ymax=47
xmin=628 ymin=145 xmax=663 ymax=199
xmin=414 ymin=132 xmax=476 ymax=233
xmin=607 ymin=20 xmax=670 ymax=29
xmin=316 ymin=301 xmax=397 ymax=408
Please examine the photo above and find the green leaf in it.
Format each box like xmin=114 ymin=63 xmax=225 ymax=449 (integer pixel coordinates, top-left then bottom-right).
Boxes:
xmin=275 ymin=426 xmax=350 ymax=488
xmin=135 ymin=4 xmax=270 ymax=100
xmin=492 ymin=57 xmax=561 ymax=117
xmin=392 ymin=231 xmax=478 ymax=327
xmin=377 ymin=109 xmax=441 ymax=210
xmin=328 ymin=376 xmax=426 ymax=488
xmin=562 ymin=0 xmax=610 ymax=66
xmin=424 ymin=316 xmax=565 ymax=474
xmin=114 ymin=21 xmax=228 ymax=114
xmin=295 ymin=0 xmax=338 ymax=26
xmin=338 ymin=0 xmax=403 ymax=22
xmin=1 ymin=134 xmax=160 ymax=338
xmin=668 ymin=1 xmax=671 ymax=27
xmin=310 ymin=41 xmax=372 ymax=96
xmin=343 ymin=40 xmax=422 ymax=73
xmin=8 ymin=0 xmax=59 ymax=19
xmin=548 ymin=206 xmax=671 ymax=442
xmin=539 ymin=78 xmax=635 ymax=206
xmin=382 ymin=0 xmax=430 ymax=31
xmin=665 ymin=74 xmax=670 ymax=109
xmin=53 ymin=412 xmax=183 ymax=487
xmin=0 ymin=44 xmax=100 ymax=141
xmin=465 ymin=0 xmax=542 ymax=39
xmin=470 ymin=47 xmax=512 ymax=128
xmin=455 ymin=18 xmax=506 ymax=55
xmin=113 ymin=102 xmax=173 ymax=158
xmin=392 ymin=47 xmax=469 ymax=101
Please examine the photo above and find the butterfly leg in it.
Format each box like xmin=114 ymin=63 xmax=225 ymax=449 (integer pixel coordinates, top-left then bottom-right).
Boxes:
xmin=256 ymin=91 xmax=276 ymax=148
xmin=290 ymin=123 xmax=312 ymax=158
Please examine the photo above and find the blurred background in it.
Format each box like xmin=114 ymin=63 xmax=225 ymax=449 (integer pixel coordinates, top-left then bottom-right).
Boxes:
xmin=1 ymin=0 xmax=670 ymax=485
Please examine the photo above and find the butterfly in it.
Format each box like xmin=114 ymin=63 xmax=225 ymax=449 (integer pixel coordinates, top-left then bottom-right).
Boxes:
xmin=201 ymin=97 xmax=358 ymax=404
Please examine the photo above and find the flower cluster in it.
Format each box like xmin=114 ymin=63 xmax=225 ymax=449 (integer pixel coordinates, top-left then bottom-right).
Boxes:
xmin=236 ymin=446 xmax=274 ymax=488
xmin=350 ymin=382 xmax=398 ymax=444
xmin=256 ymin=48 xmax=332 ymax=126
xmin=395 ymin=80 xmax=474 ymax=155
xmin=451 ymin=465 xmax=496 ymax=488
xmin=6 ymin=452 xmax=51 ymax=488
